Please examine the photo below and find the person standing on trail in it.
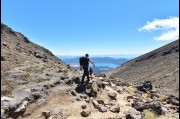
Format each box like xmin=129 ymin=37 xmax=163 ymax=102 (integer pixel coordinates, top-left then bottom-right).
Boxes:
xmin=79 ymin=54 xmax=95 ymax=84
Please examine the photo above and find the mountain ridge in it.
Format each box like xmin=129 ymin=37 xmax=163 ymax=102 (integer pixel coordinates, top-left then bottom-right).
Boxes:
xmin=106 ymin=39 xmax=179 ymax=97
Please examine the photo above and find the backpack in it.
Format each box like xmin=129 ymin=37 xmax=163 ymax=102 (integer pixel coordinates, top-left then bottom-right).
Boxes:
xmin=79 ymin=57 xmax=88 ymax=66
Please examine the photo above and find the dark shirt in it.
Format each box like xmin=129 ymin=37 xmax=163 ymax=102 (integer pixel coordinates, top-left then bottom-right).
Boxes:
xmin=84 ymin=57 xmax=90 ymax=67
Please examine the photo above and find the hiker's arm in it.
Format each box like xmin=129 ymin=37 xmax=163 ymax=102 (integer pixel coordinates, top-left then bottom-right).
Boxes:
xmin=89 ymin=59 xmax=95 ymax=67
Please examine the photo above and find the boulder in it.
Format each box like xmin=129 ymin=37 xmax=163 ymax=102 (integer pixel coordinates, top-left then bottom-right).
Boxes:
xmin=126 ymin=108 xmax=142 ymax=119
xmin=74 ymin=77 xmax=80 ymax=84
xmin=108 ymin=91 xmax=117 ymax=100
xmin=81 ymin=105 xmax=87 ymax=109
xmin=80 ymin=94 xmax=88 ymax=99
xmin=65 ymin=79 xmax=73 ymax=85
xmin=127 ymin=96 xmax=134 ymax=100
xmin=1 ymin=54 xmax=6 ymax=61
xmin=97 ymin=99 xmax=104 ymax=105
xmin=34 ymin=50 xmax=47 ymax=59
xmin=42 ymin=111 xmax=51 ymax=119
xmin=97 ymin=104 xmax=108 ymax=112
xmin=132 ymin=99 xmax=163 ymax=115
xmin=81 ymin=108 xmax=91 ymax=117
xmin=92 ymin=100 xmax=99 ymax=108
xmin=116 ymin=86 xmax=124 ymax=94
xmin=166 ymin=95 xmax=179 ymax=106
xmin=70 ymin=90 xmax=77 ymax=96
xmin=136 ymin=80 xmax=152 ymax=93
xmin=110 ymin=103 xmax=120 ymax=113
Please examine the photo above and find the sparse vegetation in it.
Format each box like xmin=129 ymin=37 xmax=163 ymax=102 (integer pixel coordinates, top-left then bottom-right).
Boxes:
xmin=143 ymin=109 xmax=156 ymax=119
xmin=124 ymin=86 xmax=136 ymax=94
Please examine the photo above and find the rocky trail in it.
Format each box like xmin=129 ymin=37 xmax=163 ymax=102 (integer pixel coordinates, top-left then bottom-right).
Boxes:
xmin=1 ymin=73 xmax=179 ymax=119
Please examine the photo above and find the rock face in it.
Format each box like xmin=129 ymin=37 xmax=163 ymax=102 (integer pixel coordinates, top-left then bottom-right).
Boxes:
xmin=106 ymin=39 xmax=179 ymax=97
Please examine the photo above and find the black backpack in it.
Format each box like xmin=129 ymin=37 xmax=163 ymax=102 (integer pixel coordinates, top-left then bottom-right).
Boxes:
xmin=79 ymin=57 xmax=88 ymax=66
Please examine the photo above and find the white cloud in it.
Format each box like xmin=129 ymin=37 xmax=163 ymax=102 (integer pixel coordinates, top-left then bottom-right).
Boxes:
xmin=138 ymin=17 xmax=179 ymax=41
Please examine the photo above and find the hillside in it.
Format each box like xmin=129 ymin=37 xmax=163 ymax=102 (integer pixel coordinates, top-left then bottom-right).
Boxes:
xmin=106 ymin=39 xmax=179 ymax=97
xmin=1 ymin=23 xmax=79 ymax=96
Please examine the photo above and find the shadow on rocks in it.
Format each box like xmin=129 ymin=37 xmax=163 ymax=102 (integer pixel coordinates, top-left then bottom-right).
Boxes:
xmin=75 ymin=84 xmax=86 ymax=93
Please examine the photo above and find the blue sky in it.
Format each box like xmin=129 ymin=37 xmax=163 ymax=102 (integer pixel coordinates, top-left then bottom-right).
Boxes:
xmin=2 ymin=0 xmax=179 ymax=56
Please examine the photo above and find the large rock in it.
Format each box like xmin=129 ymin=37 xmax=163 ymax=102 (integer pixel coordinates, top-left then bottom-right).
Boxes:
xmin=42 ymin=111 xmax=51 ymax=119
xmin=92 ymin=100 xmax=99 ymax=109
xmin=34 ymin=50 xmax=47 ymax=59
xmin=126 ymin=108 xmax=142 ymax=119
xmin=1 ymin=97 xmax=20 ymax=113
xmin=92 ymin=100 xmax=107 ymax=112
xmin=166 ymin=95 xmax=179 ymax=106
xmin=132 ymin=99 xmax=163 ymax=115
xmin=108 ymin=91 xmax=117 ymax=100
xmin=98 ymin=105 xmax=108 ymax=112
xmin=81 ymin=108 xmax=91 ymax=117
xmin=136 ymin=80 xmax=152 ymax=93
xmin=14 ymin=101 xmax=29 ymax=113
xmin=144 ymin=101 xmax=162 ymax=115
xmin=1 ymin=54 xmax=6 ymax=61
xmin=110 ymin=103 xmax=120 ymax=113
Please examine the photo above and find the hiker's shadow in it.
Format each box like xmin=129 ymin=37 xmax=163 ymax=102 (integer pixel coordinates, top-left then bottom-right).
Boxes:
xmin=75 ymin=84 xmax=86 ymax=93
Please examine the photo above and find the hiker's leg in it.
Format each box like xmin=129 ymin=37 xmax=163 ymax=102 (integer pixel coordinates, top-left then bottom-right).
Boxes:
xmin=85 ymin=68 xmax=90 ymax=84
xmin=81 ymin=67 xmax=86 ymax=84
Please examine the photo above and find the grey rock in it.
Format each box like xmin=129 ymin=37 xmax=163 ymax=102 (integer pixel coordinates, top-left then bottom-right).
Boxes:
xmin=92 ymin=100 xmax=99 ymax=108
xmin=132 ymin=99 xmax=163 ymax=115
xmin=1 ymin=54 xmax=6 ymax=61
xmin=97 ymin=99 xmax=104 ymax=105
xmin=108 ymin=91 xmax=117 ymax=100
xmin=42 ymin=111 xmax=51 ymax=119
xmin=70 ymin=90 xmax=77 ymax=96
xmin=166 ymin=95 xmax=179 ymax=106
xmin=81 ymin=108 xmax=91 ymax=117
xmin=34 ymin=50 xmax=47 ymax=59
xmin=110 ymin=103 xmax=120 ymax=113
xmin=81 ymin=105 xmax=87 ymax=109
xmin=97 ymin=104 xmax=108 ymax=112
xmin=126 ymin=108 xmax=142 ymax=119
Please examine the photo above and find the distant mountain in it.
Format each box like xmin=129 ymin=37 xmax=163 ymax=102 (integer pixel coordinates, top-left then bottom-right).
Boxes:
xmin=57 ymin=56 xmax=129 ymax=65
xmin=57 ymin=56 xmax=130 ymax=73
xmin=106 ymin=39 xmax=179 ymax=97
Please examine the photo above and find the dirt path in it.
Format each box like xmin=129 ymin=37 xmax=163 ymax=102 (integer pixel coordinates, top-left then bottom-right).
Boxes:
xmin=16 ymin=81 xmax=179 ymax=119
xmin=18 ymin=82 xmax=132 ymax=119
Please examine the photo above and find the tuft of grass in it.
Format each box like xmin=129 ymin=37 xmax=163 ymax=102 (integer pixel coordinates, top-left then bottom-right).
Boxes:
xmin=124 ymin=86 xmax=135 ymax=94
xmin=20 ymin=73 xmax=32 ymax=81
xmin=1 ymin=80 xmax=18 ymax=96
xmin=158 ymin=94 xmax=167 ymax=102
xmin=143 ymin=109 xmax=156 ymax=119
xmin=1 ymin=71 xmax=8 ymax=81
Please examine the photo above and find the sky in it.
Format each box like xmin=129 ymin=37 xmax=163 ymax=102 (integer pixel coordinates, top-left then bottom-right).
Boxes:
xmin=1 ymin=0 xmax=179 ymax=56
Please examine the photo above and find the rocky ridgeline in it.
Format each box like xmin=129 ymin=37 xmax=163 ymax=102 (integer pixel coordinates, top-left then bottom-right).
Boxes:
xmin=2 ymin=73 xmax=179 ymax=119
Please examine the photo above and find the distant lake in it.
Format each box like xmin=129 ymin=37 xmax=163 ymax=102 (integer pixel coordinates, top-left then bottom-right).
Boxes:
xmin=68 ymin=63 xmax=119 ymax=69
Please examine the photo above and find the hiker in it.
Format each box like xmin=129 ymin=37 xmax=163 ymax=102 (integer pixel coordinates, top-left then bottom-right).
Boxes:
xmin=80 ymin=54 xmax=95 ymax=84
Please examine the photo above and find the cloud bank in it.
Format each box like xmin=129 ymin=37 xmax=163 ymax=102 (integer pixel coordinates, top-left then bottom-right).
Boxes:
xmin=138 ymin=17 xmax=179 ymax=41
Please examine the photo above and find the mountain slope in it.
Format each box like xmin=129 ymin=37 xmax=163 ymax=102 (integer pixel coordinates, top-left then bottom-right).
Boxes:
xmin=106 ymin=39 xmax=179 ymax=97
xmin=1 ymin=23 xmax=78 ymax=95
xmin=1 ymin=23 xmax=179 ymax=119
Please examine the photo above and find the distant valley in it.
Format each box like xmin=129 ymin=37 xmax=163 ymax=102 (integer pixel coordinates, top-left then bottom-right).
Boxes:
xmin=57 ymin=56 xmax=131 ymax=73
